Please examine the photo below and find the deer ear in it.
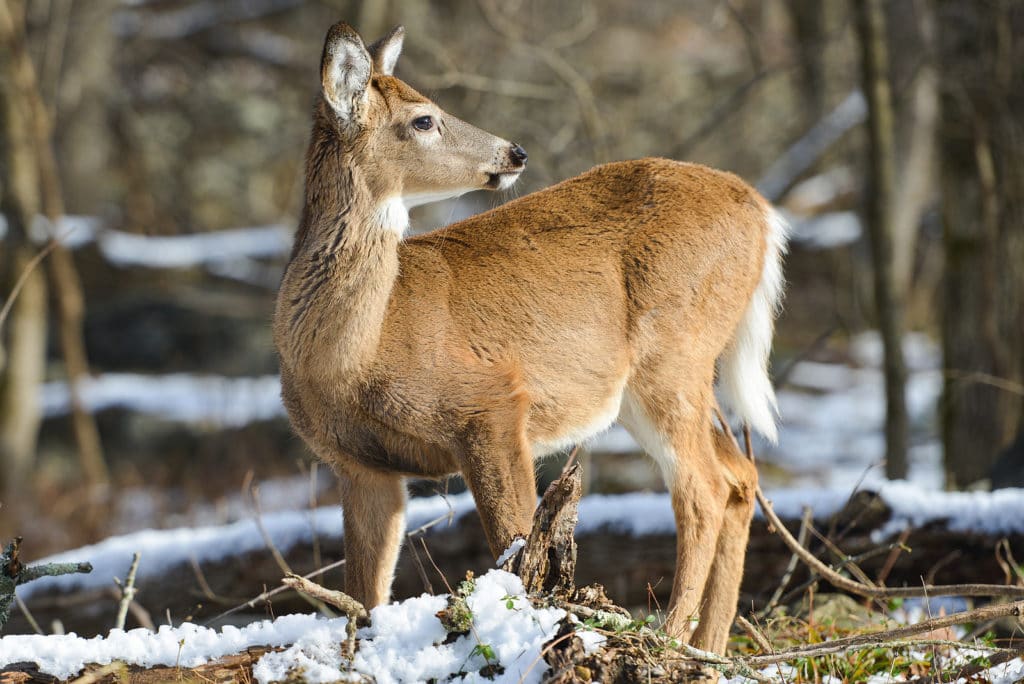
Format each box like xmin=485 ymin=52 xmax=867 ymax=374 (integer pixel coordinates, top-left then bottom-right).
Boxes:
xmin=320 ymin=22 xmax=372 ymax=126
xmin=368 ymin=25 xmax=405 ymax=76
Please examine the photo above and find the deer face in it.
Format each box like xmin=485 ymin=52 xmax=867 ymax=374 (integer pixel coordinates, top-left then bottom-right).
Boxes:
xmin=319 ymin=23 xmax=527 ymax=211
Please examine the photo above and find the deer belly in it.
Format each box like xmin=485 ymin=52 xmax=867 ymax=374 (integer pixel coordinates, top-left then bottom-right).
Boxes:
xmin=528 ymin=380 xmax=627 ymax=459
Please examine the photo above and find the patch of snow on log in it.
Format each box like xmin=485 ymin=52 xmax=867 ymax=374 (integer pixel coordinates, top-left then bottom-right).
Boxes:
xmin=41 ymin=373 xmax=286 ymax=426
xmin=98 ymin=225 xmax=291 ymax=267
xmin=874 ymin=481 xmax=1024 ymax=539
xmin=16 ymin=493 xmax=477 ymax=601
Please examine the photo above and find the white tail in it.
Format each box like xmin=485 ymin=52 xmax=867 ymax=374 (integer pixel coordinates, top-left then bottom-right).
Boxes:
xmin=718 ymin=207 xmax=789 ymax=443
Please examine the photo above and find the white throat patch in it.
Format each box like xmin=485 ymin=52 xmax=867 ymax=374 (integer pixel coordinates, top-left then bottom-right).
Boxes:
xmin=402 ymin=189 xmax=474 ymax=210
xmin=373 ymin=198 xmax=410 ymax=236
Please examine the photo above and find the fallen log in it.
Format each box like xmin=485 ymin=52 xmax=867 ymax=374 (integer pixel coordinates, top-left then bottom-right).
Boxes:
xmin=7 ymin=489 xmax=1024 ymax=637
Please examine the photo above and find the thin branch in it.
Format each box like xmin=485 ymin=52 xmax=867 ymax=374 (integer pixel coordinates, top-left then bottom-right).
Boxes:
xmin=745 ymin=601 xmax=1024 ymax=666
xmin=0 ymin=238 xmax=57 ymax=333
xmin=281 ymin=573 xmax=366 ymax=619
xmin=249 ymin=483 xmax=333 ymax=617
xmin=760 ymin=506 xmax=813 ymax=617
xmin=15 ymin=593 xmax=42 ymax=634
xmin=756 ymin=486 xmax=1024 ymax=599
xmin=477 ymin=0 xmax=608 ymax=162
xmin=735 ymin=614 xmax=773 ymax=654
xmin=113 ymin=552 xmax=140 ymax=630
xmin=202 ymin=557 xmax=347 ymax=626
xmin=756 ymin=90 xmax=867 ymax=202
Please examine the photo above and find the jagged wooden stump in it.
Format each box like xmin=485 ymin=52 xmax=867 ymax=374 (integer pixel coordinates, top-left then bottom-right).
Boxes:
xmin=504 ymin=462 xmax=582 ymax=595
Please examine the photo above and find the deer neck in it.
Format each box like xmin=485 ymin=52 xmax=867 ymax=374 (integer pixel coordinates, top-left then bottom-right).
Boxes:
xmin=276 ymin=128 xmax=406 ymax=381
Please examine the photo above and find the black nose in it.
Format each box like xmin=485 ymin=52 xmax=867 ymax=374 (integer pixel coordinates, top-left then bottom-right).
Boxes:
xmin=509 ymin=143 xmax=528 ymax=165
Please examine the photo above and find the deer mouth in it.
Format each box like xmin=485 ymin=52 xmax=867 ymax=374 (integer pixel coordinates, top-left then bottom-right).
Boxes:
xmin=485 ymin=170 xmax=522 ymax=190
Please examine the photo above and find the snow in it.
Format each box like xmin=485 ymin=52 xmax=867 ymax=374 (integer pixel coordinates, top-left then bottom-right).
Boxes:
xmin=41 ymin=373 xmax=285 ymax=427
xmin=5 ymin=570 xmax=1019 ymax=683
xmin=1 ymin=571 xmax=565 ymax=683
xmin=496 ymin=537 xmax=526 ymax=567
xmin=983 ymin=658 xmax=1024 ymax=684
xmin=872 ymin=481 xmax=1024 ymax=539
xmin=0 ymin=615 xmax=322 ymax=680
xmin=97 ymin=225 xmax=291 ymax=268
xmin=259 ymin=571 xmax=566 ymax=684
xmin=0 ymin=215 xmax=291 ymax=267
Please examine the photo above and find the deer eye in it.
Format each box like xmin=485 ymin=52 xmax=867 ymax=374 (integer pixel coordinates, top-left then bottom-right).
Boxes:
xmin=412 ymin=116 xmax=434 ymax=132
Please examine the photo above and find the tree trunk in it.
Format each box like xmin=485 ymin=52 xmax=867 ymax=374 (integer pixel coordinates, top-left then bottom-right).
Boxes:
xmin=937 ymin=0 xmax=1024 ymax=488
xmin=1 ymin=0 xmax=109 ymax=492
xmin=785 ymin=0 xmax=828 ymax=122
xmin=0 ymin=0 xmax=47 ymax=521
xmin=889 ymin=0 xmax=939 ymax=306
xmin=855 ymin=0 xmax=909 ymax=480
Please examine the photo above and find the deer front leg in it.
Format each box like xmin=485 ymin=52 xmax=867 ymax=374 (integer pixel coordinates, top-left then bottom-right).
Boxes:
xmin=457 ymin=415 xmax=536 ymax=559
xmin=339 ymin=465 xmax=406 ymax=609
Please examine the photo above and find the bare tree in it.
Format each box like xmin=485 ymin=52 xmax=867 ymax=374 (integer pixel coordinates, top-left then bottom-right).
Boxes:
xmin=937 ymin=0 xmax=1024 ymax=487
xmin=0 ymin=0 xmax=108 ymax=526
xmin=855 ymin=0 xmax=909 ymax=479
xmin=0 ymin=0 xmax=47 ymax=519
xmin=785 ymin=0 xmax=828 ymax=122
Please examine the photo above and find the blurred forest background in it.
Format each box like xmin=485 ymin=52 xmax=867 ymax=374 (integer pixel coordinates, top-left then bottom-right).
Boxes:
xmin=0 ymin=0 xmax=1022 ymax=561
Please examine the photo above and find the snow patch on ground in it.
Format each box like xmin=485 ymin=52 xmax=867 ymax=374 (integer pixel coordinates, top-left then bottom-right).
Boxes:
xmin=0 ymin=614 xmax=322 ymax=680
xmin=2 ymin=571 xmax=565 ymax=684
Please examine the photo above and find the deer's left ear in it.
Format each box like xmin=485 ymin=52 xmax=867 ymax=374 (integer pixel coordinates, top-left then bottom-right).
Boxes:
xmin=368 ymin=25 xmax=405 ymax=76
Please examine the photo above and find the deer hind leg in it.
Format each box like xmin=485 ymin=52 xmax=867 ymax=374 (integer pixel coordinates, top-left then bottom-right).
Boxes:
xmin=339 ymin=464 xmax=406 ymax=609
xmin=689 ymin=427 xmax=758 ymax=653
xmin=620 ymin=382 xmax=730 ymax=646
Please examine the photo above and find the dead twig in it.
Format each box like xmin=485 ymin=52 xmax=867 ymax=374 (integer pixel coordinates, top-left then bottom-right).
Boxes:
xmin=68 ymin=662 xmax=128 ymax=684
xmin=112 ymin=552 xmax=141 ymax=630
xmin=0 ymin=239 xmax=58 ymax=333
xmin=282 ymin=574 xmax=367 ymax=619
xmin=735 ymin=614 xmax=774 ymax=654
xmin=249 ymin=482 xmax=333 ymax=617
xmin=760 ymin=507 xmax=813 ymax=618
xmin=14 ymin=593 xmax=42 ymax=634
xmin=202 ymin=556 xmax=347 ymax=626
xmin=745 ymin=600 xmax=1024 ymax=666
xmin=282 ymin=573 xmax=366 ymax=655
xmin=756 ymin=486 xmax=1024 ymax=599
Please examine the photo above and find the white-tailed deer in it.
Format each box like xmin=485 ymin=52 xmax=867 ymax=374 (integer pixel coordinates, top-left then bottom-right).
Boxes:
xmin=274 ymin=21 xmax=787 ymax=654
